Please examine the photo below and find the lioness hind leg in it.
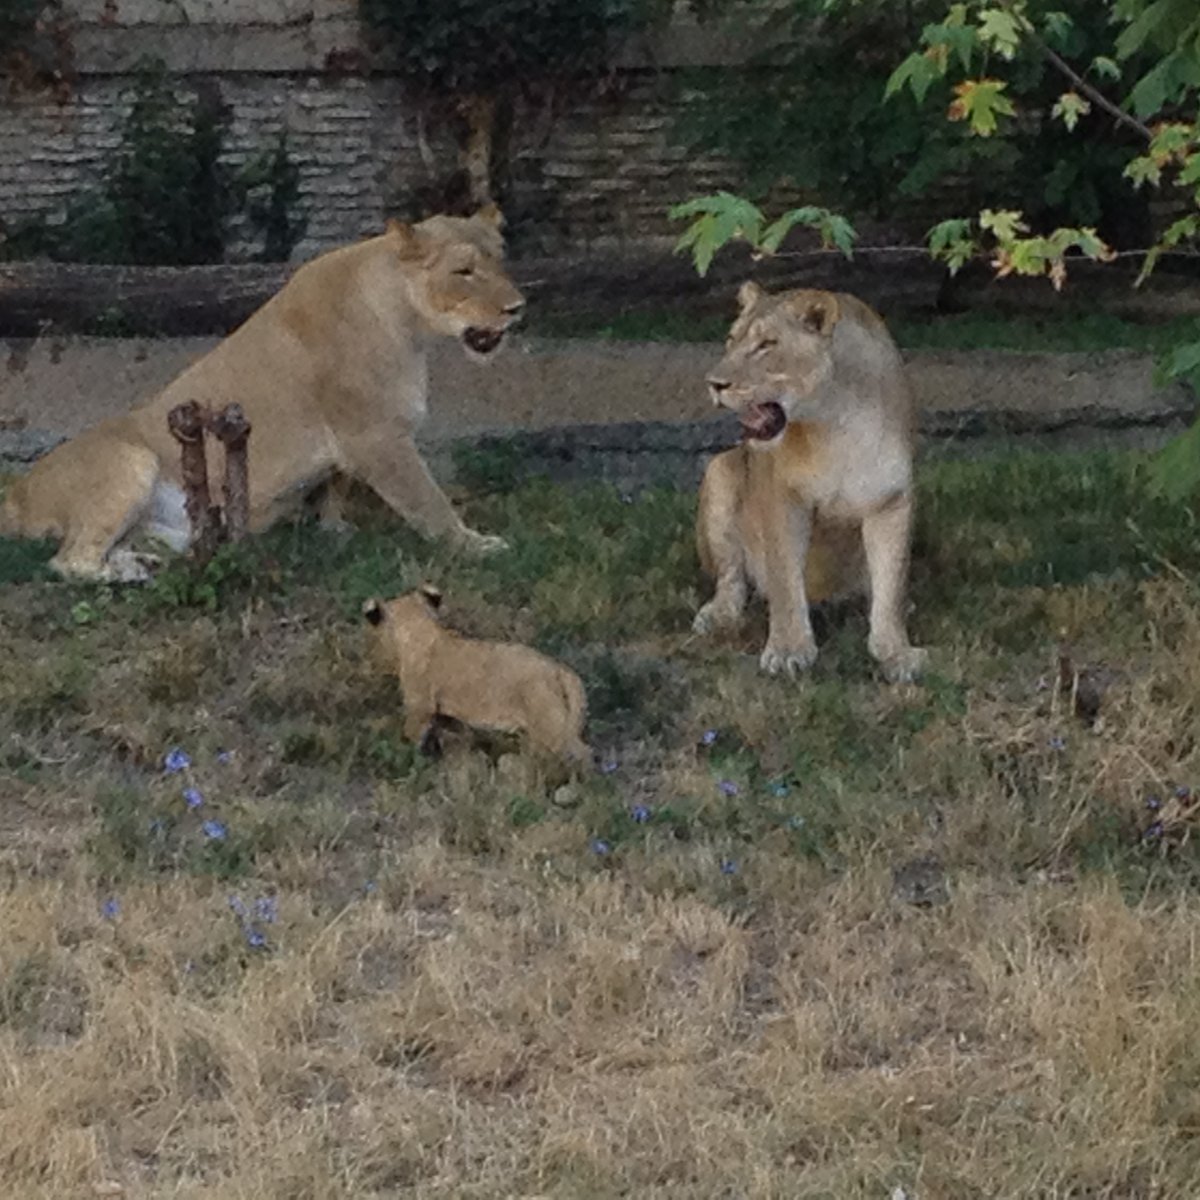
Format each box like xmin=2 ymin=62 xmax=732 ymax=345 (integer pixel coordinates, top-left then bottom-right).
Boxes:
xmin=861 ymin=493 xmax=927 ymax=683
xmin=693 ymin=451 xmax=749 ymax=635
xmin=48 ymin=447 xmax=161 ymax=583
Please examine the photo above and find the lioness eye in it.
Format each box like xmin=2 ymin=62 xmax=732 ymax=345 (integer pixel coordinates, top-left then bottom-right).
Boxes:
xmin=454 ymin=266 xmax=474 ymax=277
xmin=755 ymin=338 xmax=777 ymax=354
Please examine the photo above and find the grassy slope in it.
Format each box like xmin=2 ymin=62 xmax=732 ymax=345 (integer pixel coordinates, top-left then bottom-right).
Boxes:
xmin=2 ymin=449 xmax=1200 ymax=1197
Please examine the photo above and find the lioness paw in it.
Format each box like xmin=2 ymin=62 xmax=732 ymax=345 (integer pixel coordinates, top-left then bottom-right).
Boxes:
xmin=456 ymin=528 xmax=508 ymax=556
xmin=692 ymin=600 xmax=740 ymax=636
xmin=877 ymin=645 xmax=928 ymax=685
xmin=759 ymin=639 xmax=818 ymax=677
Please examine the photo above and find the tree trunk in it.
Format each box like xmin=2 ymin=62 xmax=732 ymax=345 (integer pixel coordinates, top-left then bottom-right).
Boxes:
xmin=209 ymin=403 xmax=252 ymax=544
xmin=167 ymin=401 xmax=222 ymax=566
xmin=458 ymin=93 xmax=497 ymax=209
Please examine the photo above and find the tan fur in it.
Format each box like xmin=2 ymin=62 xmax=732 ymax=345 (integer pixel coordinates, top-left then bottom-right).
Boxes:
xmin=364 ymin=587 xmax=591 ymax=767
xmin=693 ymin=283 xmax=927 ymax=683
xmin=0 ymin=208 xmax=524 ymax=583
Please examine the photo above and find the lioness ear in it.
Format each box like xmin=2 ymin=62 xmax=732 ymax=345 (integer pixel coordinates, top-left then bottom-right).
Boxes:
xmin=362 ymin=598 xmax=385 ymax=626
xmin=787 ymin=292 xmax=840 ymax=337
xmin=737 ymin=280 xmax=765 ymax=313
xmin=386 ymin=218 xmax=425 ymax=261
xmin=475 ymin=203 xmax=505 ymax=230
xmin=418 ymin=582 xmax=443 ymax=610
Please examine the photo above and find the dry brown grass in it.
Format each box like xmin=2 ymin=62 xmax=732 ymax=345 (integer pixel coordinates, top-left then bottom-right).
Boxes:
xmin=2 ymin=453 xmax=1200 ymax=1197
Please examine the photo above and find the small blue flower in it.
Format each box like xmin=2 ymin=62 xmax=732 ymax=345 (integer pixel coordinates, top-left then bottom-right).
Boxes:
xmin=216 ymin=749 xmax=233 ymax=765
xmin=1176 ymin=785 xmax=1192 ymax=800
xmin=1048 ymin=736 xmax=1066 ymax=752
xmin=590 ymin=838 xmax=611 ymax=856
xmin=1144 ymin=821 xmax=1165 ymax=841
xmin=163 ymin=747 xmax=191 ymax=774
xmin=363 ymin=880 xmax=378 ymax=895
xmin=599 ymin=759 xmax=619 ymax=775
xmin=1146 ymin=794 xmax=1162 ymax=811
xmin=245 ymin=927 xmax=268 ymax=950
xmin=719 ymin=858 xmax=738 ymax=876
xmin=631 ymin=804 xmax=652 ymax=824
xmin=202 ymin=819 xmax=227 ymax=842
xmin=227 ymin=894 xmax=247 ymax=918
xmin=183 ymin=787 xmax=204 ymax=810
xmin=718 ymin=780 xmax=739 ymax=797
xmin=772 ymin=782 xmax=790 ymax=798
xmin=700 ymin=729 xmax=718 ymax=747
xmin=785 ymin=814 xmax=805 ymax=830
xmin=101 ymin=897 xmax=120 ymax=920
xmin=254 ymin=896 xmax=277 ymax=924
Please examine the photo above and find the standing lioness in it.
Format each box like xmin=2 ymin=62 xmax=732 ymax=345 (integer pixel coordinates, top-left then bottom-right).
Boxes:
xmin=0 ymin=207 xmax=524 ymax=582
xmin=693 ymin=282 xmax=927 ymax=683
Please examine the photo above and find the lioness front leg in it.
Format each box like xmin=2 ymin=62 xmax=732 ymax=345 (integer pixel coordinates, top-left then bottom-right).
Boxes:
xmin=693 ymin=452 xmax=749 ymax=635
xmin=760 ymin=495 xmax=818 ymax=677
xmin=861 ymin=492 xmax=927 ymax=683
xmin=343 ymin=434 xmax=506 ymax=554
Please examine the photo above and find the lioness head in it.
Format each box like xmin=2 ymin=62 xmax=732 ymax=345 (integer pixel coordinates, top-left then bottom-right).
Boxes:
xmin=388 ymin=206 xmax=525 ymax=361
xmin=706 ymin=282 xmax=842 ymax=445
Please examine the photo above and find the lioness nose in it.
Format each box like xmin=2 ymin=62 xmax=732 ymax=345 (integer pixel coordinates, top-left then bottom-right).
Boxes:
xmin=708 ymin=377 xmax=731 ymax=404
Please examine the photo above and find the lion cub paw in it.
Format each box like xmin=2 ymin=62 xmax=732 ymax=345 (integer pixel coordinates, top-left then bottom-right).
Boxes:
xmin=455 ymin=527 xmax=509 ymax=556
xmin=759 ymin=639 xmax=818 ymax=678
xmin=876 ymin=644 xmax=928 ymax=684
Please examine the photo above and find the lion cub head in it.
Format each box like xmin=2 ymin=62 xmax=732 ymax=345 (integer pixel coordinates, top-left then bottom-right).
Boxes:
xmin=706 ymin=282 xmax=842 ymax=444
xmin=388 ymin=206 xmax=525 ymax=361
xmin=362 ymin=583 xmax=443 ymax=648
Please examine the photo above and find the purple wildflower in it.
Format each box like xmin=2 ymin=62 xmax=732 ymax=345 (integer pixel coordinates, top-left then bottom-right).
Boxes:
xmin=363 ymin=881 xmax=378 ymax=895
xmin=245 ymin=928 xmax=268 ymax=950
xmin=101 ymin=897 xmax=120 ymax=920
xmin=700 ymin=729 xmax=718 ymax=747
xmin=254 ymin=896 xmax=278 ymax=924
xmin=1048 ymin=736 xmax=1066 ymax=752
xmin=163 ymin=747 xmax=191 ymax=774
xmin=599 ymin=759 xmax=619 ymax=775
xmin=631 ymin=804 xmax=652 ymax=824
xmin=590 ymin=838 xmax=611 ymax=856
xmin=718 ymin=780 xmax=739 ymax=797
xmin=183 ymin=787 xmax=204 ymax=810
xmin=1144 ymin=821 xmax=1165 ymax=841
xmin=216 ymin=749 xmax=233 ymax=765
xmin=227 ymin=894 xmax=247 ymax=919
xmin=1146 ymin=794 xmax=1162 ymax=811
xmin=202 ymin=819 xmax=227 ymax=842
xmin=719 ymin=858 xmax=738 ymax=876
xmin=1176 ymin=785 xmax=1192 ymax=800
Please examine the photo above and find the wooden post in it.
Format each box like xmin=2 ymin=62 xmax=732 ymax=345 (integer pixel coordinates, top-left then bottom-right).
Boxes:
xmin=209 ymin=403 xmax=252 ymax=544
xmin=167 ymin=401 xmax=222 ymax=565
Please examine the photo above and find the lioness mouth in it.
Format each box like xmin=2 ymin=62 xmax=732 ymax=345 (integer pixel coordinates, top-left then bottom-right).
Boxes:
xmin=740 ymin=401 xmax=787 ymax=442
xmin=463 ymin=327 xmax=504 ymax=355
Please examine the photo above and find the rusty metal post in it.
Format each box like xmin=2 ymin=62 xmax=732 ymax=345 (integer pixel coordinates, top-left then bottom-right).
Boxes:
xmin=209 ymin=403 xmax=252 ymax=544
xmin=167 ymin=400 xmax=222 ymax=565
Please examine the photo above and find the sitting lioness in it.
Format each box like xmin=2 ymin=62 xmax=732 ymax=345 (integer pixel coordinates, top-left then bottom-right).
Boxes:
xmin=363 ymin=584 xmax=591 ymax=767
xmin=693 ymin=282 xmax=927 ymax=683
xmin=0 ymin=207 xmax=524 ymax=582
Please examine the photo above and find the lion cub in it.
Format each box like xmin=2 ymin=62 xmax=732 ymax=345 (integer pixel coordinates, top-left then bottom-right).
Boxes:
xmin=363 ymin=585 xmax=591 ymax=766
xmin=693 ymin=282 xmax=927 ymax=683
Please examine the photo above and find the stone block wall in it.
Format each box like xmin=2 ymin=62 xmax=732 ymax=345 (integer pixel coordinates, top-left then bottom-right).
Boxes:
xmin=0 ymin=3 xmax=774 ymax=259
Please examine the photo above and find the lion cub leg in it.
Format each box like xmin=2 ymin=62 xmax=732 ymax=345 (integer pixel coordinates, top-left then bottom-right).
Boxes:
xmin=861 ymin=492 xmax=927 ymax=683
xmin=693 ymin=451 xmax=750 ymax=635
xmin=50 ymin=446 xmax=161 ymax=584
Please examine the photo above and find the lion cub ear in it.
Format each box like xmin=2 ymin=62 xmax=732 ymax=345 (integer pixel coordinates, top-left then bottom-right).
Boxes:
xmin=475 ymin=203 xmax=505 ymax=230
xmin=418 ymin=582 xmax=443 ymax=610
xmin=362 ymin=598 xmax=385 ymax=626
xmin=737 ymin=280 xmax=765 ymax=313
xmin=787 ymin=291 xmax=840 ymax=337
xmin=385 ymin=218 xmax=424 ymax=261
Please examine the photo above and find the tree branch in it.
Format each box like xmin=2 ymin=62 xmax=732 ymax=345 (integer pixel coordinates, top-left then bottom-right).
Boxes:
xmin=1011 ymin=10 xmax=1153 ymax=142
